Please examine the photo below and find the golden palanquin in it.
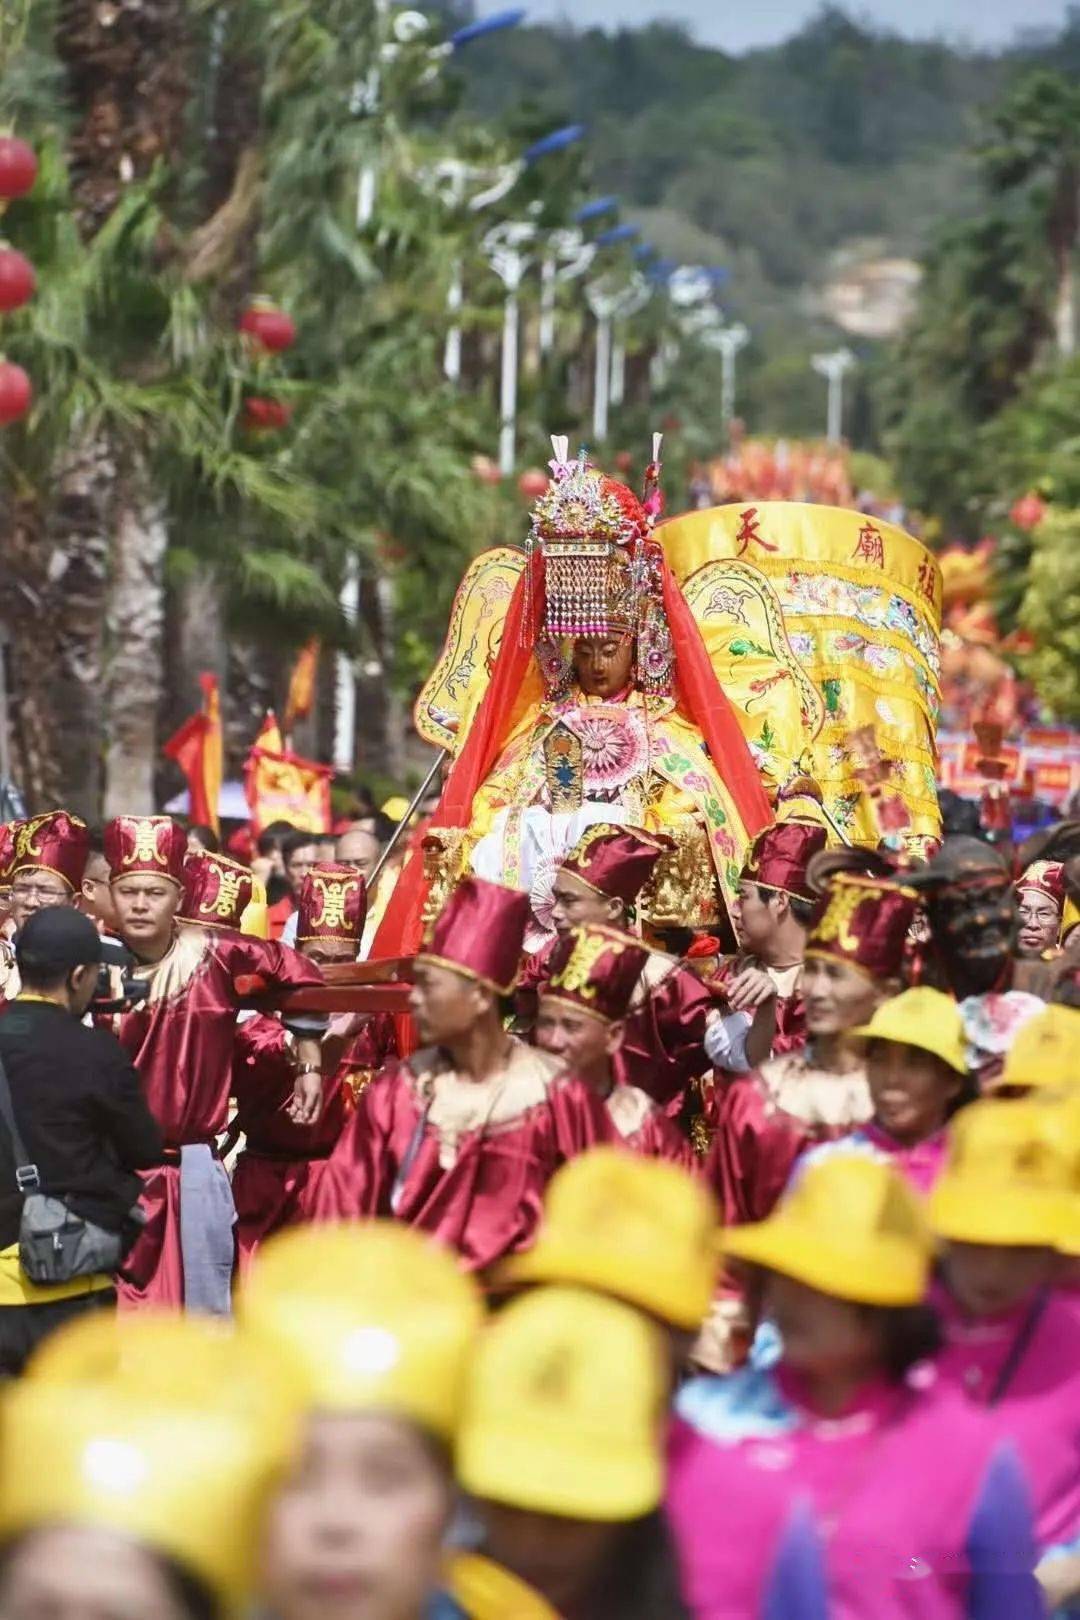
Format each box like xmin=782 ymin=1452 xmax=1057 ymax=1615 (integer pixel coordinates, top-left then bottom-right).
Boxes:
xmin=415 ymin=503 xmax=942 ymax=854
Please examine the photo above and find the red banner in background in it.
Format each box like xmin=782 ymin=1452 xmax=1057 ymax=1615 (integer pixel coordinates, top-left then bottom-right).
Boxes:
xmin=938 ymin=729 xmax=1080 ymax=806
xmin=244 ymin=711 xmax=333 ymax=835
xmin=284 ymin=639 xmax=320 ymax=733
xmin=162 ymin=673 xmax=223 ymax=834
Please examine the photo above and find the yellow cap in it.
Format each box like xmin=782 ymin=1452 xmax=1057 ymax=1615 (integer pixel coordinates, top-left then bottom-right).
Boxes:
xmin=929 ymin=1097 xmax=1073 ymax=1248
xmin=457 ymin=1286 xmax=666 ymax=1522
xmin=499 ymin=1148 xmax=718 ymax=1330
xmin=238 ymin=1221 xmax=482 ymax=1439
xmin=997 ymin=1004 xmax=1080 ymax=1093
xmin=2 ymin=1313 xmax=298 ymax=1614
xmin=852 ymin=986 xmax=967 ymax=1074
xmin=381 ymin=795 xmax=410 ymax=822
xmin=1061 ymin=895 xmax=1079 ymax=943
xmin=444 ymin=1553 xmax=560 ymax=1620
xmin=240 ymin=875 xmax=269 ymax=939
xmin=723 ymin=1156 xmax=933 ymax=1306
xmin=1031 ymin=1092 xmax=1080 ymax=1257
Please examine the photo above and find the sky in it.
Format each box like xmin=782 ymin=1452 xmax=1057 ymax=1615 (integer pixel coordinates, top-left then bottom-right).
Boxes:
xmin=478 ymin=0 xmax=1072 ymax=52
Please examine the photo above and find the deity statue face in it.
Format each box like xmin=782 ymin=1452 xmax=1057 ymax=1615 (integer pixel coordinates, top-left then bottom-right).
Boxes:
xmin=572 ymin=635 xmax=634 ymax=699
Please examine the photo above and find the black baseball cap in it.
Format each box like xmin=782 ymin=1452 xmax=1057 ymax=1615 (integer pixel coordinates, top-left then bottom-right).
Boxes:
xmin=16 ymin=907 xmax=103 ymax=976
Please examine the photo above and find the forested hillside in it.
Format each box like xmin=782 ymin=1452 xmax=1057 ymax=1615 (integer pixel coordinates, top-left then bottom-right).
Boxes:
xmin=450 ymin=4 xmax=1080 ymax=438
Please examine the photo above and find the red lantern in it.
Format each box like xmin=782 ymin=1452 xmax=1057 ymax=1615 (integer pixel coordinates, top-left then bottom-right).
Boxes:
xmin=0 ymin=248 xmax=35 ymax=312
xmin=238 ymin=299 xmax=297 ymax=354
xmin=242 ymin=395 xmax=292 ymax=431
xmin=1009 ymin=491 xmax=1046 ymax=531
xmin=0 ymin=361 xmax=32 ymax=424
xmin=0 ymin=138 xmax=37 ymax=202
xmin=517 ymin=467 xmax=548 ymax=499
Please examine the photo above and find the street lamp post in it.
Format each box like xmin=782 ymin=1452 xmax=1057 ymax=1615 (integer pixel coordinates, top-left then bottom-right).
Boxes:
xmin=586 ymin=272 xmax=650 ymax=442
xmin=539 ymin=227 xmax=596 ymax=359
xmin=812 ymin=348 xmax=856 ymax=442
xmin=700 ymin=321 xmax=749 ymax=424
xmin=354 ymin=6 xmax=524 ymax=230
xmin=485 ymin=221 xmax=536 ymax=474
xmin=333 ymin=555 xmax=360 ymax=772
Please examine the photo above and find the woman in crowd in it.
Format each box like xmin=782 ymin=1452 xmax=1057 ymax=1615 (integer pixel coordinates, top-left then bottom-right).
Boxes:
xmin=929 ymin=1095 xmax=1080 ymax=1615
xmin=237 ymin=1221 xmax=482 ymax=1620
xmin=669 ymin=1155 xmax=1043 ymax=1618
xmin=0 ymin=1312 xmax=295 ymax=1620
xmin=450 ymin=1284 xmax=689 ymax=1620
xmin=797 ymin=985 xmax=973 ymax=1193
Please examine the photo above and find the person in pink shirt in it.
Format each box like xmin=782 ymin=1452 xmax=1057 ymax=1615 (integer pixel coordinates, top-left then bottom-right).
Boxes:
xmin=929 ymin=1095 xmax=1080 ymax=1615
xmin=667 ymin=1156 xmax=1042 ymax=1620
xmin=796 ymin=986 xmax=974 ymax=1195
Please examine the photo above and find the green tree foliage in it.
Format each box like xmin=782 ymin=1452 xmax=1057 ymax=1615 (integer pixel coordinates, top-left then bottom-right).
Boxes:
xmin=1017 ymin=507 xmax=1080 ymax=720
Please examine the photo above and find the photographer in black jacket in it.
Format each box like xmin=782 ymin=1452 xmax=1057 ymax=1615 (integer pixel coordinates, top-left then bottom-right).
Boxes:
xmin=0 ymin=908 xmax=162 ymax=1372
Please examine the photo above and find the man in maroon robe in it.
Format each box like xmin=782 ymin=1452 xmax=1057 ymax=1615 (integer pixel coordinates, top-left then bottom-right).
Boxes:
xmin=102 ymin=817 xmax=323 ymax=1311
xmin=709 ymin=868 xmax=918 ymax=1229
xmin=534 ymin=923 xmax=694 ymax=1169
xmin=727 ymin=817 xmax=828 ymax=1060
xmin=313 ymin=875 xmax=612 ymax=1273
xmin=0 ymin=813 xmax=90 ymax=1006
xmin=518 ymin=823 xmax=754 ymax=1118
xmin=230 ymin=861 xmax=396 ymax=1269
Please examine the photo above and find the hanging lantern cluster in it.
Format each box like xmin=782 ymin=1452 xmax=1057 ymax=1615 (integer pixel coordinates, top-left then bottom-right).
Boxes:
xmin=239 ymin=296 xmax=296 ymax=436
xmin=0 ymin=135 xmax=38 ymax=427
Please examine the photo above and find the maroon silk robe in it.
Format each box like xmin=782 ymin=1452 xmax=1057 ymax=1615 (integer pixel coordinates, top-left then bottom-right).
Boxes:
xmin=105 ymin=928 xmax=322 ymax=1306
xmin=313 ymin=1038 xmax=613 ymax=1272
xmin=524 ymin=942 xmax=718 ymax=1113
xmin=708 ymin=1049 xmax=872 ymax=1228
xmin=606 ymin=1084 xmax=697 ymax=1172
xmin=230 ymin=1010 xmax=398 ymax=1270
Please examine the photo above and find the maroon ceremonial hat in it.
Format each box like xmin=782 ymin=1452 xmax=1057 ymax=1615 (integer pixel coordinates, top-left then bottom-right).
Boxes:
xmin=296 ymin=862 xmax=367 ymax=947
xmin=742 ymin=821 xmax=828 ymax=904
xmin=0 ymin=822 xmax=14 ymax=892
xmin=419 ymin=874 xmax=530 ymax=995
xmin=11 ymin=811 xmax=90 ymax=893
xmin=180 ymin=850 xmax=257 ymax=931
xmin=1015 ymin=860 xmax=1065 ymax=908
xmin=104 ymin=816 xmax=188 ymax=887
xmin=805 ymin=872 xmax=918 ymax=981
xmin=560 ymin=823 xmax=671 ymax=907
xmin=542 ymin=924 xmax=649 ymax=1024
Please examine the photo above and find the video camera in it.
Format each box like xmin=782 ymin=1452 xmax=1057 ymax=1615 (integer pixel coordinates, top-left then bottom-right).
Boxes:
xmin=92 ymin=938 xmax=150 ymax=1015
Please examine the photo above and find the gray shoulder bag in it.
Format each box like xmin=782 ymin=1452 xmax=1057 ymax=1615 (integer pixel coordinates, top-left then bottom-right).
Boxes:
xmin=0 ymin=1050 xmax=123 ymax=1285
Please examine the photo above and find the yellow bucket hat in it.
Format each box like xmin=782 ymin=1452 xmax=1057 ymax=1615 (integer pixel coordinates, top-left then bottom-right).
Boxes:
xmin=723 ymin=1156 xmax=933 ymax=1306
xmin=851 ymin=986 xmax=967 ymax=1074
xmin=1029 ymin=1092 xmax=1080 ymax=1258
xmin=996 ymin=1004 xmax=1080 ymax=1093
xmin=381 ymin=795 xmax=411 ymax=823
xmin=929 ymin=1097 xmax=1073 ymax=1248
xmin=499 ymin=1147 xmax=719 ymax=1330
xmin=238 ymin=1221 xmax=483 ymax=1440
xmin=3 ymin=1313 xmax=298 ymax=1616
xmin=457 ymin=1285 xmax=666 ymax=1523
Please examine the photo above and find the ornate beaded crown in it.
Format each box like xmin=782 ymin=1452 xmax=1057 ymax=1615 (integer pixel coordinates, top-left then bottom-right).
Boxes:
xmin=525 ymin=435 xmax=673 ymax=696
